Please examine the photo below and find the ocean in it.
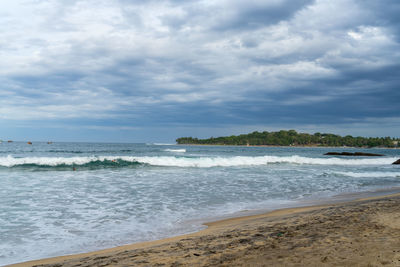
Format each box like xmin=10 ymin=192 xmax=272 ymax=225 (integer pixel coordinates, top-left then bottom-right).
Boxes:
xmin=0 ymin=142 xmax=399 ymax=265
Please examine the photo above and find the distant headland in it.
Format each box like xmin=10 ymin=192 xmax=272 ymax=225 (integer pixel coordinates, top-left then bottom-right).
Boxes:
xmin=176 ymin=130 xmax=400 ymax=148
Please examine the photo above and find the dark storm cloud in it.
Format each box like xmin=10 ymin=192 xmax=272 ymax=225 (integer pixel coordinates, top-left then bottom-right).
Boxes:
xmin=357 ymin=0 xmax=400 ymax=38
xmin=202 ymin=0 xmax=315 ymax=32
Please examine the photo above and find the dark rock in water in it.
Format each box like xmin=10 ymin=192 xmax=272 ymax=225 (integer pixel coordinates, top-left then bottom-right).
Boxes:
xmin=324 ymin=152 xmax=384 ymax=157
xmin=393 ymin=159 xmax=400 ymax=165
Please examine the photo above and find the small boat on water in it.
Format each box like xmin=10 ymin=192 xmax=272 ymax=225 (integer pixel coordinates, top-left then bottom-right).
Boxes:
xmin=27 ymin=141 xmax=32 ymax=145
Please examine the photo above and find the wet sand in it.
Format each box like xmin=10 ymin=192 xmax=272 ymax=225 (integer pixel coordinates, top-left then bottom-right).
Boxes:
xmin=9 ymin=193 xmax=400 ymax=267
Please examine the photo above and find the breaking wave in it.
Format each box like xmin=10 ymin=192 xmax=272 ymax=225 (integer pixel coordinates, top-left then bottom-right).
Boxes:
xmin=164 ymin=149 xmax=186 ymax=153
xmin=334 ymin=171 xmax=400 ymax=178
xmin=0 ymin=155 xmax=397 ymax=170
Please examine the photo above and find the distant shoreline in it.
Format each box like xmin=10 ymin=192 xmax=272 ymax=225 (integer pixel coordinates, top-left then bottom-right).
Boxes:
xmin=176 ymin=130 xmax=400 ymax=148
xmin=177 ymin=143 xmax=399 ymax=149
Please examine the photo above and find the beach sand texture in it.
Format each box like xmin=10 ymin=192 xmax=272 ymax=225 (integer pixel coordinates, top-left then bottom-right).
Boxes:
xmin=10 ymin=194 xmax=400 ymax=267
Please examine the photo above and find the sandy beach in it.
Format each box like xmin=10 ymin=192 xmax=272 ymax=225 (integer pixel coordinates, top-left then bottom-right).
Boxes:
xmin=8 ymin=192 xmax=400 ymax=267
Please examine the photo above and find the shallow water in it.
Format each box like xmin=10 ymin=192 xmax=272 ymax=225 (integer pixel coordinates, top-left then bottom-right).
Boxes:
xmin=0 ymin=142 xmax=399 ymax=265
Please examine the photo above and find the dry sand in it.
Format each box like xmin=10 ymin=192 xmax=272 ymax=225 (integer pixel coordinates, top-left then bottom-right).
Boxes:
xmin=9 ymin=194 xmax=400 ymax=267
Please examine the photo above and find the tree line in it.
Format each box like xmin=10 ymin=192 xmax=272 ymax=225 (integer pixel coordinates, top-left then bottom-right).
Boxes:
xmin=176 ymin=130 xmax=400 ymax=148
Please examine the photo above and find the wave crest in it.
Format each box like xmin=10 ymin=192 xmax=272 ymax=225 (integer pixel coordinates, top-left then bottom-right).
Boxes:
xmin=0 ymin=155 xmax=397 ymax=170
xmin=164 ymin=149 xmax=186 ymax=153
xmin=334 ymin=171 xmax=400 ymax=178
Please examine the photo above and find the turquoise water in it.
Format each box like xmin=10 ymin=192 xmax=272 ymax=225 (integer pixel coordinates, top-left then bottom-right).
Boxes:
xmin=0 ymin=142 xmax=399 ymax=265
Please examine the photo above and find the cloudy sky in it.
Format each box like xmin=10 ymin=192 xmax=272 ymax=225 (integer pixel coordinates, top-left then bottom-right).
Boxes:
xmin=0 ymin=0 xmax=399 ymax=142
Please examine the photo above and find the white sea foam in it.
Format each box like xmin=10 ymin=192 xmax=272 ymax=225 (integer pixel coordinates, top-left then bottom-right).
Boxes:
xmin=0 ymin=155 xmax=397 ymax=168
xmin=0 ymin=155 xmax=106 ymax=167
xmin=334 ymin=171 xmax=400 ymax=178
xmin=164 ymin=149 xmax=186 ymax=153
xmin=133 ymin=156 xmax=397 ymax=167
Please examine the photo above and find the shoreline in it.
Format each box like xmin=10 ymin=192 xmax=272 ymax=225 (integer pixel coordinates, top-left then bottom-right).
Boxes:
xmin=9 ymin=189 xmax=400 ymax=267
xmin=177 ymin=143 xmax=399 ymax=149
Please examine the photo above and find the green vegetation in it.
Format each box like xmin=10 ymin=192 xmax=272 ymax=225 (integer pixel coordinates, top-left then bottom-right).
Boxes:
xmin=176 ymin=130 xmax=400 ymax=148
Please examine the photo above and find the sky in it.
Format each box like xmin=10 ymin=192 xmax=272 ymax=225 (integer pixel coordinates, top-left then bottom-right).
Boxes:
xmin=0 ymin=0 xmax=399 ymax=142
